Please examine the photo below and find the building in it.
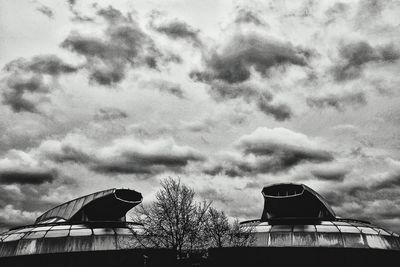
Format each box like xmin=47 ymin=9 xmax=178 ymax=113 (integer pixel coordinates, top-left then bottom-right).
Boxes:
xmin=209 ymin=183 xmax=400 ymax=267
xmin=0 ymin=188 xmax=175 ymax=267
xmin=1 ymin=183 xmax=399 ymax=267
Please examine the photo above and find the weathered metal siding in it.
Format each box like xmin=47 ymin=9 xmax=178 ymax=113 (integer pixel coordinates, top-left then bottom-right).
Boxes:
xmin=0 ymin=222 xmax=143 ymax=257
xmin=292 ymin=232 xmax=317 ymax=247
xmin=15 ymin=239 xmax=38 ymax=255
xmin=92 ymin=235 xmax=117 ymax=251
xmin=0 ymin=240 xmax=18 ymax=257
xmin=316 ymin=232 xmax=343 ymax=247
xmin=0 ymin=234 xmax=145 ymax=257
xmin=244 ymin=220 xmax=400 ymax=250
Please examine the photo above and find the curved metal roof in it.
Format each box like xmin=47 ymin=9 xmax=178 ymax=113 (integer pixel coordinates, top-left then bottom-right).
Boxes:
xmin=36 ymin=188 xmax=142 ymax=224
xmin=0 ymin=188 xmax=145 ymax=258
xmin=241 ymin=183 xmax=400 ymax=250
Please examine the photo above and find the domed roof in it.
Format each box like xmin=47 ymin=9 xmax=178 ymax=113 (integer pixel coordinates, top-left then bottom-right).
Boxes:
xmin=0 ymin=188 xmax=144 ymax=257
xmin=241 ymin=183 xmax=400 ymax=250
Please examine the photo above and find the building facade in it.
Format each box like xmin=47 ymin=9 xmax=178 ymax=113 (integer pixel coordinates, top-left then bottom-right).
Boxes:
xmin=1 ymin=183 xmax=399 ymax=266
xmin=210 ymin=183 xmax=400 ymax=266
xmin=0 ymin=188 xmax=175 ymax=267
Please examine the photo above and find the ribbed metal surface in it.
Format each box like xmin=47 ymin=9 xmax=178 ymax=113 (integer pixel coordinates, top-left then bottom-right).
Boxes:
xmin=0 ymin=222 xmax=143 ymax=257
xmin=36 ymin=188 xmax=143 ymax=224
xmin=243 ymin=220 xmax=400 ymax=250
xmin=36 ymin=189 xmax=116 ymax=223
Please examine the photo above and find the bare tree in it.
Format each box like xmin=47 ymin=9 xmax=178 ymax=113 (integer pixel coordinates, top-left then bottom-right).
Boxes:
xmin=133 ymin=178 xmax=211 ymax=255
xmin=205 ymin=207 xmax=230 ymax=248
xmin=205 ymin=209 xmax=255 ymax=248
xmin=228 ymin=219 xmax=255 ymax=247
xmin=132 ymin=177 xmax=254 ymax=256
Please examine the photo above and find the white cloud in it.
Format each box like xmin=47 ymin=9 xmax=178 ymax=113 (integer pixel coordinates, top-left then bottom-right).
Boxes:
xmin=1 ymin=0 xmax=400 ymax=233
xmin=37 ymin=133 xmax=204 ymax=175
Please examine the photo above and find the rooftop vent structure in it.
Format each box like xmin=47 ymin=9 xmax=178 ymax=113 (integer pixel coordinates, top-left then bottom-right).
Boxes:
xmin=261 ymin=183 xmax=336 ymax=221
xmin=35 ymin=188 xmax=143 ymax=224
xmin=0 ymin=187 xmax=179 ymax=267
xmin=231 ymin=182 xmax=400 ymax=265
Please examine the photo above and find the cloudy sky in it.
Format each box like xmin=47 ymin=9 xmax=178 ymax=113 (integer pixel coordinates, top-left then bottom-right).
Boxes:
xmin=1 ymin=0 xmax=400 ymax=232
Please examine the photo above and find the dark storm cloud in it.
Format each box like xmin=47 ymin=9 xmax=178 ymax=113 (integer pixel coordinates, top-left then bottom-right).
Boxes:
xmin=163 ymin=85 xmax=184 ymax=98
xmin=202 ymin=127 xmax=333 ymax=177
xmin=92 ymin=151 xmax=204 ymax=175
xmin=0 ymin=149 xmax=76 ymax=229
xmin=43 ymin=143 xmax=92 ymax=164
xmin=371 ymin=170 xmax=400 ymax=190
xmin=152 ymin=19 xmax=202 ymax=46
xmin=39 ymin=135 xmax=204 ymax=175
xmin=375 ymin=203 xmax=400 ymax=222
xmin=96 ymin=5 xmax=127 ymax=23
xmin=207 ymin=81 xmax=259 ymax=101
xmin=140 ymin=79 xmax=186 ymax=98
xmin=192 ymin=33 xmax=310 ymax=84
xmin=94 ymin=107 xmax=128 ymax=120
xmin=234 ymin=8 xmax=265 ymax=26
xmin=1 ymin=75 xmax=48 ymax=113
xmin=190 ymin=32 xmax=308 ymax=120
xmin=28 ymin=55 xmax=77 ymax=75
xmin=36 ymin=5 xmax=54 ymax=19
xmin=203 ymin=81 xmax=293 ymax=121
xmin=155 ymin=81 xmax=185 ymax=99
xmin=0 ymin=185 xmax=52 ymax=213
xmin=311 ymin=168 xmax=348 ymax=181
xmin=1 ymin=55 xmax=78 ymax=113
xmin=313 ymin=162 xmax=400 ymax=227
xmin=320 ymin=179 xmax=400 ymax=232
xmin=306 ymin=91 xmax=367 ymax=111
xmin=243 ymin=145 xmax=333 ymax=165
xmin=61 ymin=31 xmax=144 ymax=85
xmin=322 ymin=180 xmax=393 ymax=210
xmin=61 ymin=6 xmax=162 ymax=86
xmin=203 ymin=158 xmax=255 ymax=178
xmin=239 ymin=143 xmax=333 ymax=172
xmin=4 ymin=55 xmax=78 ymax=75
xmin=92 ymin=140 xmax=205 ymax=174
xmin=332 ymin=41 xmax=400 ymax=81
xmin=0 ymin=169 xmax=56 ymax=185
xmin=256 ymin=99 xmax=292 ymax=121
